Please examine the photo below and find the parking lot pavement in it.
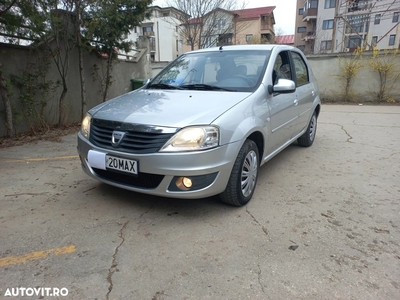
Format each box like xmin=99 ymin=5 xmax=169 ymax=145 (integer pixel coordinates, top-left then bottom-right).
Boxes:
xmin=0 ymin=104 xmax=399 ymax=300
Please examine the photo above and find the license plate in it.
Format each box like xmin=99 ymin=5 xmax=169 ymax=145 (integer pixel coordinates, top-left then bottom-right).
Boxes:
xmin=106 ymin=155 xmax=138 ymax=175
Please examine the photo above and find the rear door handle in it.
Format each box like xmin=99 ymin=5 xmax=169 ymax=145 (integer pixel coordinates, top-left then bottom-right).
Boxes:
xmin=294 ymin=99 xmax=298 ymax=106
xmin=312 ymin=91 xmax=315 ymax=96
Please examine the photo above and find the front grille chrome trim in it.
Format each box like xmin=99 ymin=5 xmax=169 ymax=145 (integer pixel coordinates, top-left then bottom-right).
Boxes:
xmin=89 ymin=119 xmax=180 ymax=154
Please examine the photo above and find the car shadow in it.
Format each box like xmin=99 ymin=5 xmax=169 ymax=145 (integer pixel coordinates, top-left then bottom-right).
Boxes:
xmin=85 ymin=142 xmax=309 ymax=219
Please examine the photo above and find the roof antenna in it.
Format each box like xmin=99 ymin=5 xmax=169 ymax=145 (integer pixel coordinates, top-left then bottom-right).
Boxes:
xmin=219 ymin=46 xmax=223 ymax=51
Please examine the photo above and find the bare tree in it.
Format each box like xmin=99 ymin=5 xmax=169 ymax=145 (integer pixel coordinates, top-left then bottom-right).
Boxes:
xmin=73 ymin=0 xmax=87 ymax=120
xmin=166 ymin=0 xmax=246 ymax=50
xmin=0 ymin=0 xmax=20 ymax=137
xmin=0 ymin=64 xmax=14 ymax=137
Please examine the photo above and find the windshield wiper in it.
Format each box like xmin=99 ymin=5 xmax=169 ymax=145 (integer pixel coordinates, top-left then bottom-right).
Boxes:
xmin=180 ymin=84 xmax=235 ymax=92
xmin=147 ymin=83 xmax=183 ymax=90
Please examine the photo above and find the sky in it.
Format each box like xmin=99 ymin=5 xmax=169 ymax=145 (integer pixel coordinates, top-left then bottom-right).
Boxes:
xmin=152 ymin=0 xmax=297 ymax=35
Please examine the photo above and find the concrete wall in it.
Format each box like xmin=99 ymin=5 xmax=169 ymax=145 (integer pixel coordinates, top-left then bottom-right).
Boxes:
xmin=2 ymin=44 xmax=398 ymax=137
xmin=0 ymin=39 xmax=150 ymax=137
xmin=307 ymin=51 xmax=400 ymax=102
xmin=151 ymin=61 xmax=170 ymax=78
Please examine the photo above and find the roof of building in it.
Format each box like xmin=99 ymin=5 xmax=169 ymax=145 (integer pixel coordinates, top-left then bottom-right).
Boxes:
xmin=232 ymin=6 xmax=275 ymax=19
xmin=276 ymin=35 xmax=295 ymax=45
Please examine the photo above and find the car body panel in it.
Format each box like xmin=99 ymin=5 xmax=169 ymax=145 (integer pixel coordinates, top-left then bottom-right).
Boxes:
xmin=91 ymin=89 xmax=252 ymax=129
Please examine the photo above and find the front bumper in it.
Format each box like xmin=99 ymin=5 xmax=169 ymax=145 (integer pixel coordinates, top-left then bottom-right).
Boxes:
xmin=77 ymin=132 xmax=240 ymax=199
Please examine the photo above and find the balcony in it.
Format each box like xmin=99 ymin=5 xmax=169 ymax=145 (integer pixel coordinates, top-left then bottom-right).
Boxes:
xmin=347 ymin=1 xmax=371 ymax=12
xmin=143 ymin=31 xmax=155 ymax=37
xmin=301 ymin=31 xmax=315 ymax=41
xmin=302 ymin=8 xmax=317 ymax=21
xmin=261 ymin=23 xmax=273 ymax=31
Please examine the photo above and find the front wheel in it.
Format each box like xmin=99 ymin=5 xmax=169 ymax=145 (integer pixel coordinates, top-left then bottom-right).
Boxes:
xmin=219 ymin=140 xmax=259 ymax=206
xmin=297 ymin=111 xmax=317 ymax=147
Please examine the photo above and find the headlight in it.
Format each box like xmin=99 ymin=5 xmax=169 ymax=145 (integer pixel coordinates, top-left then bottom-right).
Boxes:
xmin=160 ymin=126 xmax=219 ymax=152
xmin=80 ymin=113 xmax=92 ymax=139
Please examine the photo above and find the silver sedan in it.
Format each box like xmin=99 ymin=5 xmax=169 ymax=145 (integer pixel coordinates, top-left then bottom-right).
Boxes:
xmin=77 ymin=45 xmax=321 ymax=206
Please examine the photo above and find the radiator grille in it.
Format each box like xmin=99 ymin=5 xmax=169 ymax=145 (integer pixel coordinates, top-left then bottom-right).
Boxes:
xmin=89 ymin=119 xmax=176 ymax=154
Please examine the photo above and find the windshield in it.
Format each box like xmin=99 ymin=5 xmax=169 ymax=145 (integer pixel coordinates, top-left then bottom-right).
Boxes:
xmin=148 ymin=50 xmax=271 ymax=92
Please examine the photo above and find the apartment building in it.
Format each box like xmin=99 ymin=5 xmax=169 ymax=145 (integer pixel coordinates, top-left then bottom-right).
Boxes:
xmin=122 ymin=6 xmax=186 ymax=62
xmin=181 ymin=6 xmax=276 ymax=53
xmin=294 ymin=0 xmax=400 ymax=54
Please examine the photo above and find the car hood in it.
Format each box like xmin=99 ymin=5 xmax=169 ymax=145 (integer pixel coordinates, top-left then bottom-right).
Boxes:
xmin=91 ymin=89 xmax=251 ymax=128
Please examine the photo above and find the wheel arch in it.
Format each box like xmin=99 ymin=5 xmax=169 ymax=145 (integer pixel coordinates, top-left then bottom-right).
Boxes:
xmin=315 ymin=103 xmax=321 ymax=118
xmin=246 ymin=131 xmax=264 ymax=164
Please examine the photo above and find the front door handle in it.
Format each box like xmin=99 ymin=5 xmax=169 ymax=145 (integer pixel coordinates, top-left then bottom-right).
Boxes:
xmin=294 ymin=99 xmax=298 ymax=106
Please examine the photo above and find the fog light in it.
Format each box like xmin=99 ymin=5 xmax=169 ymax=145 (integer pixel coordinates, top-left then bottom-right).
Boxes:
xmin=176 ymin=177 xmax=193 ymax=190
xmin=182 ymin=177 xmax=192 ymax=188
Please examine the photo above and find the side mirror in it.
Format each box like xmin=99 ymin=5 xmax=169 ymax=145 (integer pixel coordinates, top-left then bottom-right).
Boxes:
xmin=268 ymin=79 xmax=296 ymax=95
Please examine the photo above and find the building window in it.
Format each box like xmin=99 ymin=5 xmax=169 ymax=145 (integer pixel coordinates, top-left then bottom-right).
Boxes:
xmin=217 ymin=19 xmax=227 ymax=30
xmin=297 ymin=45 xmax=305 ymax=52
xmin=142 ymin=26 xmax=153 ymax=35
xmin=389 ymin=34 xmax=396 ymax=46
xmin=310 ymin=0 xmax=318 ymax=9
xmin=297 ymin=27 xmax=307 ymax=33
xmin=186 ymin=39 xmax=192 ymax=46
xmin=325 ymin=0 xmax=335 ymax=9
xmin=134 ymin=27 xmax=137 ymax=33
xmin=346 ymin=36 xmax=362 ymax=48
xmin=163 ymin=12 xmax=169 ymax=17
xmin=374 ymin=14 xmax=381 ymax=25
xmin=371 ymin=36 xmax=378 ymax=47
xmin=321 ymin=40 xmax=332 ymax=51
xmin=299 ymin=8 xmax=304 ymax=15
xmin=246 ymin=34 xmax=253 ymax=42
xmin=322 ymin=19 xmax=334 ymax=29
xmin=393 ymin=12 xmax=399 ymax=23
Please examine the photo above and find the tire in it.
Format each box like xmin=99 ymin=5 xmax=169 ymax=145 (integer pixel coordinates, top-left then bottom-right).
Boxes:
xmin=219 ymin=140 xmax=259 ymax=206
xmin=297 ymin=111 xmax=317 ymax=147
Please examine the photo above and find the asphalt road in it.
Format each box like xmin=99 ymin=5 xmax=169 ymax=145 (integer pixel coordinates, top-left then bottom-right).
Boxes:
xmin=0 ymin=105 xmax=399 ymax=300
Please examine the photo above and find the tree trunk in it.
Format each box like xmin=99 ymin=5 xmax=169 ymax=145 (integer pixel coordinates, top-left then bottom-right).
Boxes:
xmin=102 ymin=50 xmax=113 ymax=102
xmin=75 ymin=1 xmax=86 ymax=119
xmin=0 ymin=70 xmax=14 ymax=137
xmin=58 ymin=82 xmax=68 ymax=127
xmin=78 ymin=44 xmax=86 ymax=118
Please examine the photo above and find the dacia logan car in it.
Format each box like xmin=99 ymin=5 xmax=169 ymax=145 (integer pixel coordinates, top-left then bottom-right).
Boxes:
xmin=77 ymin=45 xmax=321 ymax=206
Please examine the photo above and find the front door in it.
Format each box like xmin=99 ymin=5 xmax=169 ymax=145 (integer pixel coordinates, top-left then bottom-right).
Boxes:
xmin=290 ymin=51 xmax=314 ymax=135
xmin=267 ymin=51 xmax=298 ymax=153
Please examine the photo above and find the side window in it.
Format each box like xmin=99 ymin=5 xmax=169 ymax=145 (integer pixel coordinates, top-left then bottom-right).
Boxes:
xmin=272 ymin=51 xmax=292 ymax=84
xmin=291 ymin=52 xmax=309 ymax=86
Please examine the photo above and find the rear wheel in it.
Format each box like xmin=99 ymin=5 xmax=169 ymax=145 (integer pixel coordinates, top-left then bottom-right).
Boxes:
xmin=220 ymin=140 xmax=259 ymax=206
xmin=297 ymin=111 xmax=317 ymax=147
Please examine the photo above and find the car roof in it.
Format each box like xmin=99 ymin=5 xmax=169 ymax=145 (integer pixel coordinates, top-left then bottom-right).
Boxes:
xmin=187 ymin=44 xmax=296 ymax=54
